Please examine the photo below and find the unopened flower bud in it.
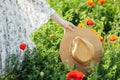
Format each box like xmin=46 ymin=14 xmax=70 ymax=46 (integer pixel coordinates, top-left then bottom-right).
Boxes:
xmin=40 ymin=71 xmax=44 ymax=77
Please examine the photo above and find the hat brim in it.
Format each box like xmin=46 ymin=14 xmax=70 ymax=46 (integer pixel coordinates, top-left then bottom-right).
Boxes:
xmin=60 ymin=27 xmax=102 ymax=73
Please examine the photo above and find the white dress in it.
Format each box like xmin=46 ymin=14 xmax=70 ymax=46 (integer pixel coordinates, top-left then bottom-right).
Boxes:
xmin=0 ymin=0 xmax=55 ymax=74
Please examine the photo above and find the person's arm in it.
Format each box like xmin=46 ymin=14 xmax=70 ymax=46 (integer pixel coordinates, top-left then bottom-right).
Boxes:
xmin=50 ymin=12 xmax=75 ymax=31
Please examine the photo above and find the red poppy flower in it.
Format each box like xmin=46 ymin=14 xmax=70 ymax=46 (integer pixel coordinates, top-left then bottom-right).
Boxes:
xmin=109 ymin=35 xmax=117 ymax=42
xmin=87 ymin=0 xmax=94 ymax=7
xmin=98 ymin=0 xmax=105 ymax=5
xmin=19 ymin=43 xmax=27 ymax=50
xmin=86 ymin=19 xmax=94 ymax=26
xmin=66 ymin=70 xmax=85 ymax=80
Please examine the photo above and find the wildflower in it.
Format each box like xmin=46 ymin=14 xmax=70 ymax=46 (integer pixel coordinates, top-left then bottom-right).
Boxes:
xmin=109 ymin=35 xmax=117 ymax=41
xmin=99 ymin=36 xmax=104 ymax=42
xmin=78 ymin=22 xmax=82 ymax=28
xmin=98 ymin=0 xmax=105 ymax=5
xmin=86 ymin=19 xmax=94 ymax=26
xmin=87 ymin=0 xmax=94 ymax=7
xmin=66 ymin=70 xmax=85 ymax=80
xmin=19 ymin=43 xmax=27 ymax=50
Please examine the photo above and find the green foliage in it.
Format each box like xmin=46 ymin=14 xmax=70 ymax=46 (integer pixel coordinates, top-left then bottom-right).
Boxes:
xmin=0 ymin=47 xmax=71 ymax=80
xmin=0 ymin=0 xmax=120 ymax=80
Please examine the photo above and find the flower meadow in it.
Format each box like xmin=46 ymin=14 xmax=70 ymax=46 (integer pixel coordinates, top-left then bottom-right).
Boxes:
xmin=0 ymin=0 xmax=120 ymax=80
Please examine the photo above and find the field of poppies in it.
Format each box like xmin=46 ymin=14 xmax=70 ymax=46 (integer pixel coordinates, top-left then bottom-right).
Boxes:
xmin=0 ymin=0 xmax=120 ymax=80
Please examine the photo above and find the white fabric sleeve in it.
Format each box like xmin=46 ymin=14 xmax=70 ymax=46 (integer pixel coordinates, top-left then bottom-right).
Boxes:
xmin=17 ymin=0 xmax=55 ymax=35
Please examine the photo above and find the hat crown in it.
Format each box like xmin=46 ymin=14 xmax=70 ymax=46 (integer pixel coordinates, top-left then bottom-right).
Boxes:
xmin=71 ymin=37 xmax=94 ymax=65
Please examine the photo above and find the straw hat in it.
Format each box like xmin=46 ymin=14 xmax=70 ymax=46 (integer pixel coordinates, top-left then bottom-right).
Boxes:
xmin=60 ymin=27 xmax=103 ymax=74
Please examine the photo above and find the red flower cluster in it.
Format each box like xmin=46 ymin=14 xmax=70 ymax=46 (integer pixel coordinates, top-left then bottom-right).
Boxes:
xmin=19 ymin=43 xmax=27 ymax=50
xmin=87 ymin=0 xmax=105 ymax=7
xmin=66 ymin=70 xmax=85 ymax=80
xmin=86 ymin=19 xmax=94 ymax=26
